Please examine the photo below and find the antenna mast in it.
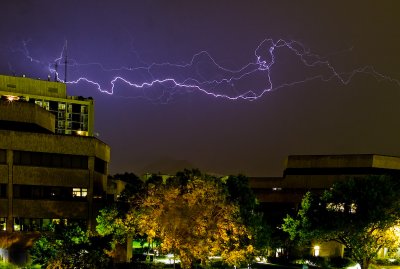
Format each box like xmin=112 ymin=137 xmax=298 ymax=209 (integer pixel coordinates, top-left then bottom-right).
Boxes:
xmin=54 ymin=61 xmax=58 ymax=82
xmin=64 ymin=40 xmax=68 ymax=83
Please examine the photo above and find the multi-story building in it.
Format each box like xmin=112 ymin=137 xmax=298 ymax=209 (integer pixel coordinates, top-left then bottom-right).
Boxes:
xmin=249 ymin=154 xmax=400 ymax=258
xmin=0 ymin=74 xmax=94 ymax=136
xmin=0 ymin=75 xmax=110 ymax=264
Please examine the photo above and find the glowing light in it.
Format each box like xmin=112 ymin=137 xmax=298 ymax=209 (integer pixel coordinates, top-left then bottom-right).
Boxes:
xmin=76 ymin=130 xmax=87 ymax=136
xmin=4 ymin=95 xmax=20 ymax=102
xmin=313 ymin=245 xmax=320 ymax=257
xmin=17 ymin=39 xmax=400 ymax=103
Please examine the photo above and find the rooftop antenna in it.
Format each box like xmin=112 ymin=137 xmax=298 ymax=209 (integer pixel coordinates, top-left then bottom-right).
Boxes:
xmin=64 ymin=40 xmax=68 ymax=83
xmin=54 ymin=61 xmax=58 ymax=82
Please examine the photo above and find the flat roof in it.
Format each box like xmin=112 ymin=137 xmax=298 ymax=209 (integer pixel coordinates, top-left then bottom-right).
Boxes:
xmin=285 ymin=154 xmax=400 ymax=170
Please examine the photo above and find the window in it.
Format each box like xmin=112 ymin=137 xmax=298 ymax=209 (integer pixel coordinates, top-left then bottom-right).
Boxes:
xmin=14 ymin=218 xmax=66 ymax=232
xmin=58 ymin=103 xmax=66 ymax=110
xmin=81 ymin=105 xmax=88 ymax=114
xmin=73 ymin=188 xmax=87 ymax=198
xmin=0 ymin=150 xmax=6 ymax=163
xmin=58 ymin=111 xmax=65 ymax=119
xmin=0 ymin=218 xmax=6 ymax=231
xmin=13 ymin=185 xmax=75 ymax=200
xmin=0 ymin=184 xmax=6 ymax=198
xmin=13 ymin=151 xmax=88 ymax=169
xmin=94 ymin=158 xmax=107 ymax=174
xmin=43 ymin=101 xmax=50 ymax=110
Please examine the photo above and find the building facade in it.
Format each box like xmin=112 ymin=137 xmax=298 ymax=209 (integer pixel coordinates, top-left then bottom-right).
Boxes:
xmin=0 ymin=74 xmax=94 ymax=136
xmin=0 ymin=76 xmax=110 ymax=264
xmin=249 ymin=154 xmax=400 ymax=258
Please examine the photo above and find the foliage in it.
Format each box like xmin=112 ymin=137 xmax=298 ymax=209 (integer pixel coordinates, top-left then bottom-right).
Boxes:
xmin=97 ymin=172 xmax=145 ymax=245
xmin=282 ymin=175 xmax=400 ymax=269
xmin=135 ymin=170 xmax=254 ymax=268
xmin=112 ymin=172 xmax=144 ymax=202
xmin=96 ymin=206 xmax=134 ymax=245
xmin=30 ymin=222 xmax=111 ymax=269
xmin=97 ymin=170 xmax=270 ymax=268
xmin=226 ymin=175 xmax=271 ymax=256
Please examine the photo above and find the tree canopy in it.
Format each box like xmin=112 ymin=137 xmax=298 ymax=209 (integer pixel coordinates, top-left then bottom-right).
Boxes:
xmin=97 ymin=170 xmax=269 ymax=268
xmin=282 ymin=175 xmax=400 ymax=269
xmin=30 ymin=222 xmax=111 ymax=269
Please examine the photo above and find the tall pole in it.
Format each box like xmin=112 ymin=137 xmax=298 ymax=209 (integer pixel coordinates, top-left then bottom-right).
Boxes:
xmin=54 ymin=61 xmax=58 ymax=82
xmin=64 ymin=40 xmax=68 ymax=83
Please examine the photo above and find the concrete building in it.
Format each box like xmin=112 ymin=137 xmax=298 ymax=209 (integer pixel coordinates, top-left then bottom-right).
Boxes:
xmin=0 ymin=76 xmax=110 ymax=263
xmin=250 ymin=154 xmax=400 ymax=204
xmin=0 ymin=74 xmax=94 ymax=136
xmin=249 ymin=154 xmax=400 ymax=258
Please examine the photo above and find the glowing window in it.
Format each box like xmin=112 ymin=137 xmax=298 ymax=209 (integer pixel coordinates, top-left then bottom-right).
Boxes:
xmin=0 ymin=218 xmax=6 ymax=231
xmin=58 ymin=103 xmax=66 ymax=110
xmin=73 ymin=188 xmax=87 ymax=197
xmin=313 ymin=245 xmax=320 ymax=257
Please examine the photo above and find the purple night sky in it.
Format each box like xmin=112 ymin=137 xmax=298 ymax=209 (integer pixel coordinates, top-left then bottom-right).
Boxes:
xmin=1 ymin=1 xmax=400 ymax=176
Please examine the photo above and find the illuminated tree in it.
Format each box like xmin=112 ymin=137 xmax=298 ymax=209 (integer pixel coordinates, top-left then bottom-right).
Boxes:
xmin=134 ymin=171 xmax=254 ymax=268
xmin=96 ymin=172 xmax=144 ymax=245
xmin=283 ymin=175 xmax=400 ymax=269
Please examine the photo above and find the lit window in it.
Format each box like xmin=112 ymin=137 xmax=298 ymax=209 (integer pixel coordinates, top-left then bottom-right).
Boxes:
xmin=313 ymin=245 xmax=320 ymax=257
xmin=272 ymin=187 xmax=282 ymax=191
xmin=58 ymin=103 xmax=66 ymax=110
xmin=13 ymin=218 xmax=21 ymax=231
xmin=73 ymin=188 xmax=87 ymax=197
xmin=0 ymin=218 xmax=6 ymax=231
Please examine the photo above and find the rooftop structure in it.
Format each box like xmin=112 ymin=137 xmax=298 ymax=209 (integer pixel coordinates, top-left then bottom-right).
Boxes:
xmin=0 ymin=74 xmax=94 ymax=136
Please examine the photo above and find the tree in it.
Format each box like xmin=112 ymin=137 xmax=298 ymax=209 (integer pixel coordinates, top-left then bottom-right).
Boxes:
xmin=97 ymin=172 xmax=144 ymax=245
xmin=31 ymin=222 xmax=111 ymax=269
xmin=282 ymin=175 xmax=400 ymax=269
xmin=134 ymin=170 xmax=254 ymax=268
xmin=226 ymin=175 xmax=271 ymax=257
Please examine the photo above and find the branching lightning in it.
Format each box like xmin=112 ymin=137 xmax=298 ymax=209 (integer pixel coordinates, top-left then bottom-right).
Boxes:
xmin=12 ymin=38 xmax=400 ymax=103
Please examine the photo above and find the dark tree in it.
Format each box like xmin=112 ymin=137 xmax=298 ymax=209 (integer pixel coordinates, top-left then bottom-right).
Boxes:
xmin=283 ymin=175 xmax=400 ymax=269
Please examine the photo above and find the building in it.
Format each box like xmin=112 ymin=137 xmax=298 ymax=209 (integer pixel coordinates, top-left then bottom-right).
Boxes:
xmin=250 ymin=154 xmax=400 ymax=204
xmin=0 ymin=74 xmax=94 ymax=136
xmin=249 ymin=154 xmax=400 ymax=258
xmin=0 ymin=75 xmax=110 ymax=264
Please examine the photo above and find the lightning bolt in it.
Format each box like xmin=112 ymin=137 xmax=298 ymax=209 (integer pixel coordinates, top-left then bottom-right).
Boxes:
xmin=12 ymin=38 xmax=400 ymax=103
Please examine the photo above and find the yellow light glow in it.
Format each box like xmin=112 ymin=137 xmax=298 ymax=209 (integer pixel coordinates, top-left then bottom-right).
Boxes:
xmin=5 ymin=95 xmax=19 ymax=102
xmin=76 ymin=130 xmax=87 ymax=136
xmin=313 ymin=245 xmax=320 ymax=257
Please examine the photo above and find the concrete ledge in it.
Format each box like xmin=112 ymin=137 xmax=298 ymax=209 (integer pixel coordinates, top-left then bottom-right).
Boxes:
xmin=0 ymin=101 xmax=55 ymax=133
